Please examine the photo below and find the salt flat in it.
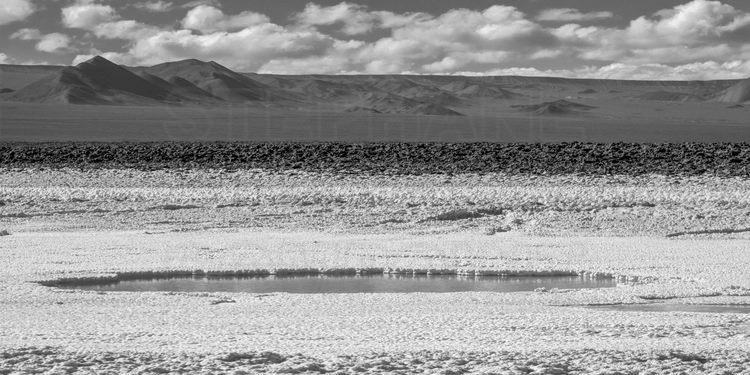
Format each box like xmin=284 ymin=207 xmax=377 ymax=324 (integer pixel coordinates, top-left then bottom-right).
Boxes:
xmin=1 ymin=169 xmax=749 ymax=373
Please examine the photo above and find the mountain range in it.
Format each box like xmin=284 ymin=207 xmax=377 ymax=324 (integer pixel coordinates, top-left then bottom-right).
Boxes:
xmin=1 ymin=56 xmax=749 ymax=117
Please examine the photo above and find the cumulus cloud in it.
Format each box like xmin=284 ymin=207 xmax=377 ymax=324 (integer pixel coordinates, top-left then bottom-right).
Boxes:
xmin=92 ymin=20 xmax=162 ymax=40
xmin=60 ymin=1 xmax=161 ymax=40
xmin=10 ymin=27 xmax=42 ymax=40
xmin=293 ymin=2 xmax=428 ymax=35
xmin=537 ymin=8 xmax=614 ymax=22
xmin=132 ymin=1 xmax=174 ymax=12
xmin=84 ymin=23 xmax=336 ymax=71
xmin=548 ymin=0 xmax=750 ymax=66
xmin=626 ymin=0 xmax=750 ymax=45
xmin=0 ymin=53 xmax=10 ymax=64
xmin=10 ymin=28 xmax=71 ymax=53
xmin=35 ymin=33 xmax=72 ymax=53
xmin=294 ymin=2 xmax=377 ymax=35
xmin=349 ymin=5 xmax=556 ymax=73
xmin=62 ymin=0 xmax=116 ymax=29
xmin=181 ymin=5 xmax=269 ymax=33
xmin=0 ymin=0 xmax=35 ymax=25
xmin=61 ymin=0 xmax=750 ymax=80
xmin=475 ymin=60 xmax=750 ymax=80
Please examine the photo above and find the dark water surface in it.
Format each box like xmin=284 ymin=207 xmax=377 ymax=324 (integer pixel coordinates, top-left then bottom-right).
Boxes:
xmin=55 ymin=274 xmax=616 ymax=294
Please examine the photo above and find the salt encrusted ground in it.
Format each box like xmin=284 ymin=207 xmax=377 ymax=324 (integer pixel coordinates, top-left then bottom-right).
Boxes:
xmin=1 ymin=168 xmax=750 ymax=374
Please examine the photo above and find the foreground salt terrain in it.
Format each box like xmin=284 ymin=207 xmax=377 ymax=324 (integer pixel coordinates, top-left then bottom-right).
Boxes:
xmin=1 ymin=168 xmax=750 ymax=373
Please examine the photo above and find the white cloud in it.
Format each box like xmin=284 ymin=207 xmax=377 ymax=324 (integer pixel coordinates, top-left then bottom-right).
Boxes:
xmin=10 ymin=27 xmax=42 ymax=40
xmin=181 ymin=5 xmax=269 ymax=33
xmin=10 ymin=28 xmax=71 ymax=53
xmin=537 ymin=8 xmax=614 ymax=22
xmin=60 ymin=1 xmax=161 ymax=40
xmin=80 ymin=23 xmax=336 ymax=71
xmin=62 ymin=0 xmax=117 ymax=29
xmin=548 ymin=0 xmax=750 ymax=66
xmin=132 ymin=1 xmax=174 ymax=12
xmin=0 ymin=53 xmax=10 ymax=64
xmin=35 ymin=33 xmax=72 ymax=53
xmin=346 ymin=5 xmax=554 ymax=74
xmin=295 ymin=2 xmax=376 ymax=35
xmin=0 ymin=0 xmax=34 ymax=25
xmin=468 ymin=60 xmax=750 ymax=81
xmin=65 ymin=0 xmax=750 ymax=80
xmin=625 ymin=0 xmax=750 ymax=45
xmin=294 ymin=2 xmax=430 ymax=35
xmin=92 ymin=20 xmax=161 ymax=40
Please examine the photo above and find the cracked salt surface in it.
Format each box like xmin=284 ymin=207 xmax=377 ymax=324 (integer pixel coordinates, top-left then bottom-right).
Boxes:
xmin=49 ymin=274 xmax=616 ymax=294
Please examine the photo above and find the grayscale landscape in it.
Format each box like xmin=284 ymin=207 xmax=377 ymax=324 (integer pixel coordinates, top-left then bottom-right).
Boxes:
xmin=1 ymin=0 xmax=750 ymax=374
xmin=1 ymin=56 xmax=749 ymax=142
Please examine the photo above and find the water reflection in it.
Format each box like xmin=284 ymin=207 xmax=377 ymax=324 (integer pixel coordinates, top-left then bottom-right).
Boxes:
xmin=53 ymin=274 xmax=616 ymax=294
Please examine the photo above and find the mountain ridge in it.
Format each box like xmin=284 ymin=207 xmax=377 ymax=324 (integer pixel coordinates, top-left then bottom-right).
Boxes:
xmin=2 ymin=56 xmax=748 ymax=116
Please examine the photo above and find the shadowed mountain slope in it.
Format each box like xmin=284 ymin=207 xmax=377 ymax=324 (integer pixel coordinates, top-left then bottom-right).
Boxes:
xmin=511 ymin=100 xmax=596 ymax=115
xmin=0 ymin=64 xmax=65 ymax=90
xmin=143 ymin=59 xmax=296 ymax=103
xmin=714 ymin=79 xmax=750 ymax=103
xmin=1 ymin=57 xmax=749 ymax=118
xmin=7 ymin=57 xmax=177 ymax=104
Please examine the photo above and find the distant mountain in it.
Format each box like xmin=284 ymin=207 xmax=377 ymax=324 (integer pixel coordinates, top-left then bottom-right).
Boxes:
xmin=1 ymin=56 xmax=748 ymax=117
xmin=7 ymin=56 xmax=179 ymax=104
xmin=511 ymin=100 xmax=596 ymax=115
xmin=713 ymin=79 xmax=750 ymax=103
xmin=0 ymin=64 xmax=64 ymax=90
xmin=635 ymin=91 xmax=702 ymax=102
xmin=439 ymin=80 xmax=519 ymax=99
xmin=142 ymin=59 xmax=296 ymax=103
xmin=351 ymin=92 xmax=463 ymax=116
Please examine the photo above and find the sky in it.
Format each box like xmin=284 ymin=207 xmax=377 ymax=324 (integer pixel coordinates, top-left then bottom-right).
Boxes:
xmin=1 ymin=0 xmax=750 ymax=80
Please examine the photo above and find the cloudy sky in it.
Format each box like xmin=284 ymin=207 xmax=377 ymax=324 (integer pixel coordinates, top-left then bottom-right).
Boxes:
xmin=1 ymin=0 xmax=750 ymax=79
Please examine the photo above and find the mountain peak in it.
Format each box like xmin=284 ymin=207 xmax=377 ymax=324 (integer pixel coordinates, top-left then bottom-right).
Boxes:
xmin=77 ymin=55 xmax=118 ymax=68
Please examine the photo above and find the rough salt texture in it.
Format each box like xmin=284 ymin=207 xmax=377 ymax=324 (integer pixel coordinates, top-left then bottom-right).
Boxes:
xmin=2 ymin=142 xmax=750 ymax=176
xmin=1 ymin=230 xmax=750 ymax=373
xmin=1 ymin=168 xmax=750 ymax=373
xmin=1 ymin=168 xmax=750 ymax=236
xmin=4 ymin=347 xmax=750 ymax=374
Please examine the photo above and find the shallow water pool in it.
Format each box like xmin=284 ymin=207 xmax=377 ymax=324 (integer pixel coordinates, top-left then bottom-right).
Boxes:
xmin=52 ymin=274 xmax=616 ymax=294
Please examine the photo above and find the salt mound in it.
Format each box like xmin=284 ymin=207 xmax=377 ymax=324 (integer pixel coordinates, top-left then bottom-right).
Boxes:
xmin=512 ymin=100 xmax=596 ymax=115
xmin=398 ymin=87 xmax=463 ymax=107
xmin=356 ymin=92 xmax=463 ymax=116
xmin=345 ymin=106 xmax=382 ymax=114
xmin=636 ymin=91 xmax=702 ymax=102
xmin=440 ymin=80 xmax=518 ymax=99
xmin=297 ymin=79 xmax=355 ymax=100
